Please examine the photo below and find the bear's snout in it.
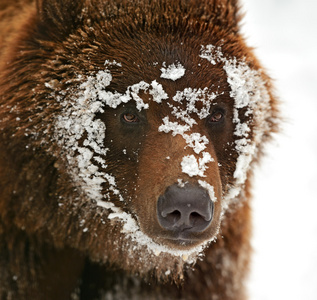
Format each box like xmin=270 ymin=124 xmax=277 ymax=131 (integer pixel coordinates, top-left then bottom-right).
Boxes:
xmin=157 ymin=184 xmax=214 ymax=238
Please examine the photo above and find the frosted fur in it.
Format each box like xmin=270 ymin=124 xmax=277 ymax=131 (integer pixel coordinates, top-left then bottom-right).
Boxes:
xmin=173 ymin=88 xmax=218 ymax=120
xmin=158 ymin=88 xmax=218 ymax=178
xmin=53 ymin=43 xmax=271 ymax=259
xmin=158 ymin=119 xmax=210 ymax=154
xmin=149 ymin=80 xmax=169 ymax=103
xmin=181 ymin=153 xmax=214 ymax=177
xmin=107 ymin=206 xmax=210 ymax=261
xmin=200 ymin=45 xmax=272 ymax=209
xmin=160 ymin=62 xmax=186 ymax=81
xmin=198 ymin=180 xmax=217 ymax=202
xmin=159 ymin=116 xmax=191 ymax=136
xmin=184 ymin=133 xmax=209 ymax=154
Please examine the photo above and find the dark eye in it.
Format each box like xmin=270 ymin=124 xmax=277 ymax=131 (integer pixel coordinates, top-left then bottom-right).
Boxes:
xmin=122 ymin=113 xmax=140 ymax=123
xmin=208 ymin=110 xmax=224 ymax=124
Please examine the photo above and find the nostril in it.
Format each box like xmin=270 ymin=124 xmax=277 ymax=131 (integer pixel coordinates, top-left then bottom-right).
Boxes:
xmin=162 ymin=210 xmax=182 ymax=224
xmin=190 ymin=212 xmax=204 ymax=222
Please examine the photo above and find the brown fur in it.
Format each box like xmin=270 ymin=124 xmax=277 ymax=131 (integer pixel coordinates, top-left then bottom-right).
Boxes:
xmin=0 ymin=0 xmax=278 ymax=299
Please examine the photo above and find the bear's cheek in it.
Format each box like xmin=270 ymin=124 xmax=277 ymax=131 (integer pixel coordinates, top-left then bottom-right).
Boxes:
xmin=130 ymin=133 xmax=223 ymax=250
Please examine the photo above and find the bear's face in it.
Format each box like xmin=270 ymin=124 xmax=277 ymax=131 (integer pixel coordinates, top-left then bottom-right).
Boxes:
xmin=47 ymin=34 xmax=271 ymax=272
xmin=51 ymin=55 xmax=226 ymax=254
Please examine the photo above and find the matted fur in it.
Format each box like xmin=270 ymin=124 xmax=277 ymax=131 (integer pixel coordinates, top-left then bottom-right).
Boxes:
xmin=0 ymin=0 xmax=278 ymax=299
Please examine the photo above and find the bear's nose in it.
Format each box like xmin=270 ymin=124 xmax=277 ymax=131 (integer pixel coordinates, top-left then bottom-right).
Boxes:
xmin=157 ymin=184 xmax=214 ymax=234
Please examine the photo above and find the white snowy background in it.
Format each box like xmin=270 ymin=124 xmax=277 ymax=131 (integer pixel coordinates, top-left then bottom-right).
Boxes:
xmin=240 ymin=0 xmax=317 ymax=299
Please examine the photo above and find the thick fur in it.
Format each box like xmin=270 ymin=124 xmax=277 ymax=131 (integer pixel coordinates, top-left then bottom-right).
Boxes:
xmin=0 ymin=0 xmax=278 ymax=299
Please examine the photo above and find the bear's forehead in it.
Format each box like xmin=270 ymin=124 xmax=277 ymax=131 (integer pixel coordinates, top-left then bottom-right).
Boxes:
xmin=98 ymin=58 xmax=226 ymax=91
xmin=65 ymin=27 xmax=235 ymax=94
xmin=97 ymin=58 xmax=232 ymax=117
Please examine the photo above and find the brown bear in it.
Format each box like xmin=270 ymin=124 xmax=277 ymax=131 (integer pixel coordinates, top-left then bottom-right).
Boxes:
xmin=0 ymin=0 xmax=278 ymax=299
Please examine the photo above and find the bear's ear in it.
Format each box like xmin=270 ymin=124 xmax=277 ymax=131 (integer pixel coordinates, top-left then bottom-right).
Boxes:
xmin=36 ymin=0 xmax=85 ymax=40
xmin=226 ymin=0 xmax=242 ymax=25
xmin=191 ymin=0 xmax=242 ymax=32
xmin=215 ymin=0 xmax=242 ymax=30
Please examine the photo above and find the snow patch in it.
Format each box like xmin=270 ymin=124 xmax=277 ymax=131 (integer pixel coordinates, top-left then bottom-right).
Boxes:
xmin=200 ymin=45 xmax=272 ymax=208
xmin=181 ymin=152 xmax=214 ymax=177
xmin=184 ymin=133 xmax=209 ymax=154
xmin=177 ymin=179 xmax=188 ymax=187
xmin=173 ymin=88 xmax=218 ymax=120
xmin=198 ymin=180 xmax=217 ymax=202
xmin=107 ymin=205 xmax=211 ymax=260
xmin=158 ymin=116 xmax=190 ymax=136
xmin=158 ymin=87 xmax=218 ymax=178
xmin=160 ymin=62 xmax=186 ymax=81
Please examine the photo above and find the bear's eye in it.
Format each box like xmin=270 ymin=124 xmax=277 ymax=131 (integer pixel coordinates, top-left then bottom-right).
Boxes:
xmin=207 ymin=110 xmax=225 ymax=124
xmin=122 ymin=113 xmax=140 ymax=123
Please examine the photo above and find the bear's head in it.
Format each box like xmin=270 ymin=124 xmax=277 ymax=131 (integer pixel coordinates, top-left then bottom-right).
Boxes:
xmin=0 ymin=0 xmax=277 ymax=282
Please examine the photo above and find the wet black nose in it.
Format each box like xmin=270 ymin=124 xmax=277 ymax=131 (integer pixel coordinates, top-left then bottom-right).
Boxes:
xmin=157 ymin=184 xmax=214 ymax=233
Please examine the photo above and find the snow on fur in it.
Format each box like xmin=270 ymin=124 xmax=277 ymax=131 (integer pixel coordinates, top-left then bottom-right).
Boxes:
xmin=200 ymin=45 xmax=272 ymax=209
xmin=52 ymin=44 xmax=271 ymax=258
xmin=160 ymin=62 xmax=186 ymax=81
